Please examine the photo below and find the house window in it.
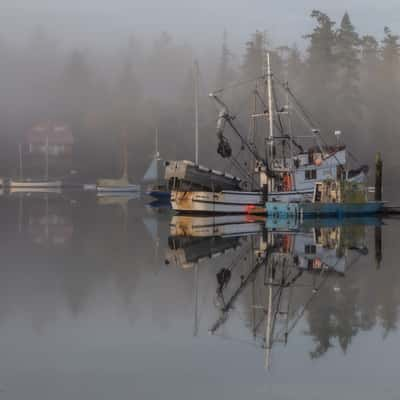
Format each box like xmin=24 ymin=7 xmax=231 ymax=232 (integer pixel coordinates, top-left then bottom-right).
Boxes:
xmin=305 ymin=244 xmax=316 ymax=254
xmin=305 ymin=170 xmax=317 ymax=180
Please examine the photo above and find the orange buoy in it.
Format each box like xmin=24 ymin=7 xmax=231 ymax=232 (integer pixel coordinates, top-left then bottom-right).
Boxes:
xmin=283 ymin=174 xmax=293 ymax=192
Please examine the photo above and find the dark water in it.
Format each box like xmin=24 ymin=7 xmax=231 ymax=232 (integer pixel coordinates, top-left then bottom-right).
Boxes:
xmin=0 ymin=192 xmax=399 ymax=399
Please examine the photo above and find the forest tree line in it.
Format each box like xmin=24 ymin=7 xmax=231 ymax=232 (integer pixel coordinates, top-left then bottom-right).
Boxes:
xmin=0 ymin=10 xmax=399 ymax=194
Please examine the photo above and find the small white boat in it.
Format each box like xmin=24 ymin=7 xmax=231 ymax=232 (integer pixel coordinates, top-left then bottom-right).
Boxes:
xmin=96 ymin=132 xmax=140 ymax=193
xmin=9 ymin=179 xmax=62 ymax=189
xmin=83 ymin=183 xmax=97 ymax=191
xmin=96 ymin=183 xmax=140 ymax=193
xmin=9 ymin=141 xmax=63 ymax=191
xmin=8 ymin=186 xmax=62 ymax=195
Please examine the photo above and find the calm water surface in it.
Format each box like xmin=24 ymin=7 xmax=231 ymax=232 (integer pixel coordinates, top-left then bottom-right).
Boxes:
xmin=0 ymin=192 xmax=399 ymax=399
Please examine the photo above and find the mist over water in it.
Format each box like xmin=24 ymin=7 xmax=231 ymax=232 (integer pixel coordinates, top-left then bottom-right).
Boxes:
xmin=0 ymin=6 xmax=399 ymax=202
xmin=1 ymin=2 xmax=400 ymax=398
xmin=0 ymin=193 xmax=399 ymax=399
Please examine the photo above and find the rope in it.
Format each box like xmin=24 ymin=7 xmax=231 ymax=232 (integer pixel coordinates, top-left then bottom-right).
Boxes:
xmin=212 ymin=75 xmax=264 ymax=95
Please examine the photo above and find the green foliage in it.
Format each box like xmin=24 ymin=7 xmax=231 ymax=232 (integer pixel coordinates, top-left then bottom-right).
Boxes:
xmin=242 ymin=30 xmax=267 ymax=78
xmin=382 ymin=26 xmax=400 ymax=74
xmin=216 ymin=30 xmax=235 ymax=88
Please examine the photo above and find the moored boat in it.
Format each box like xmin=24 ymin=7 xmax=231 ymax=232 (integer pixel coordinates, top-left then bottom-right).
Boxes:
xmin=170 ymin=52 xmax=371 ymax=215
xmin=96 ymin=132 xmax=140 ymax=193
xmin=9 ymin=141 xmax=63 ymax=191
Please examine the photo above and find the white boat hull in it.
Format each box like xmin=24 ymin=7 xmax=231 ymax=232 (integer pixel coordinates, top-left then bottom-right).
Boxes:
xmin=9 ymin=187 xmax=62 ymax=194
xmin=171 ymin=190 xmax=263 ymax=213
xmin=9 ymin=180 xmax=62 ymax=189
xmin=171 ymin=189 xmax=317 ymax=214
xmin=96 ymin=184 xmax=140 ymax=193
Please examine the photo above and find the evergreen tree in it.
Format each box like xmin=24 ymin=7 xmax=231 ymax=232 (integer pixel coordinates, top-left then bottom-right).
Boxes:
xmin=359 ymin=34 xmax=382 ymax=155
xmin=305 ymin=10 xmax=336 ymax=83
xmin=286 ymin=44 xmax=304 ymax=87
xmin=216 ymin=30 xmax=235 ymax=88
xmin=242 ymin=30 xmax=266 ymax=78
xmin=336 ymin=13 xmax=360 ymax=104
xmin=335 ymin=12 xmax=361 ymax=141
xmin=379 ymin=27 xmax=400 ymax=164
xmin=381 ymin=26 xmax=400 ymax=77
xmin=303 ymin=10 xmax=337 ymax=132
xmin=361 ymin=35 xmax=380 ymax=66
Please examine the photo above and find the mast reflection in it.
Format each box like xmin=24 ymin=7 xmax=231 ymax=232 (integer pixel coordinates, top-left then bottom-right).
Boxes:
xmin=167 ymin=215 xmax=382 ymax=368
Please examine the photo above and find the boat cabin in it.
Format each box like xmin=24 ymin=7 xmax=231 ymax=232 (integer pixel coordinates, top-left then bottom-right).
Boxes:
xmin=313 ymin=179 xmax=367 ymax=204
xmin=292 ymin=147 xmax=346 ymax=192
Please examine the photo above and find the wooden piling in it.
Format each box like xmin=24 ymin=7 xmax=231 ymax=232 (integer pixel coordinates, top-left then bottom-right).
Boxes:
xmin=375 ymin=152 xmax=383 ymax=202
xmin=374 ymin=225 xmax=382 ymax=269
xmin=262 ymin=183 xmax=268 ymax=203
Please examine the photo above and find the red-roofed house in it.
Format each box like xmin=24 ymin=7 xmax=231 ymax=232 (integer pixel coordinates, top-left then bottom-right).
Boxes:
xmin=27 ymin=122 xmax=74 ymax=156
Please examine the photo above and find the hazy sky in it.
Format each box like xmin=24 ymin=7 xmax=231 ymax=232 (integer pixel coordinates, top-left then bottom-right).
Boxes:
xmin=2 ymin=0 xmax=400 ymax=49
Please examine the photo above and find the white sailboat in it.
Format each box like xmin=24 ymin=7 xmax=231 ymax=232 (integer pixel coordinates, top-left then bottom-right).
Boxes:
xmin=9 ymin=138 xmax=62 ymax=192
xmin=143 ymin=128 xmax=170 ymax=200
xmin=96 ymin=133 xmax=140 ymax=193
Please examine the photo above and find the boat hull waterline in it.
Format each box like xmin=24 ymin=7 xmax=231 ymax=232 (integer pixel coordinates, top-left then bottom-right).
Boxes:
xmin=171 ymin=190 xmax=263 ymax=214
xmin=96 ymin=184 xmax=140 ymax=193
xmin=9 ymin=180 xmax=62 ymax=188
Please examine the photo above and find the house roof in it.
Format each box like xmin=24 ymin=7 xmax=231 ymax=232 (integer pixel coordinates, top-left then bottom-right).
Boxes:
xmin=27 ymin=123 xmax=74 ymax=145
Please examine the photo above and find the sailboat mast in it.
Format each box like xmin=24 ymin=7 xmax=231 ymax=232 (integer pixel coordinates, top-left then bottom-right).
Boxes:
xmin=155 ymin=128 xmax=160 ymax=184
xmin=194 ymin=60 xmax=200 ymax=165
xmin=18 ymin=144 xmax=23 ymax=180
xmin=155 ymin=128 xmax=160 ymax=159
xmin=122 ymin=131 xmax=128 ymax=180
xmin=45 ymin=135 xmax=49 ymax=181
xmin=267 ymin=52 xmax=274 ymax=162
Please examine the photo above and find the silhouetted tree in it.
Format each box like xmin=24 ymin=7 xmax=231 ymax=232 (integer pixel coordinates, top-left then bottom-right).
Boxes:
xmin=216 ymin=30 xmax=235 ymax=88
xmin=303 ymin=10 xmax=337 ymax=133
xmin=336 ymin=13 xmax=360 ymax=112
xmin=242 ymin=31 xmax=266 ymax=78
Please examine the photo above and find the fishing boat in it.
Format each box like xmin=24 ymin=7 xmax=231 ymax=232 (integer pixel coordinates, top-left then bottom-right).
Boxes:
xmin=96 ymin=133 xmax=140 ymax=193
xmin=169 ymin=52 xmax=376 ymax=214
xmin=266 ymin=179 xmax=384 ymax=218
xmin=9 ymin=141 xmax=62 ymax=190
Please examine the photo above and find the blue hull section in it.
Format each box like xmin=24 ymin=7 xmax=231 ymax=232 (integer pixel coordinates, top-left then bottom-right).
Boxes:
xmin=266 ymin=201 xmax=384 ymax=218
xmin=148 ymin=190 xmax=171 ymax=201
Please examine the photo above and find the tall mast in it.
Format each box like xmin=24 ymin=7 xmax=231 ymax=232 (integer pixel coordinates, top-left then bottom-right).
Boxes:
xmin=122 ymin=131 xmax=128 ymax=180
xmin=194 ymin=60 xmax=200 ymax=165
xmin=155 ymin=128 xmax=160 ymax=184
xmin=45 ymin=135 xmax=49 ymax=181
xmin=18 ymin=144 xmax=23 ymax=180
xmin=267 ymin=52 xmax=274 ymax=162
xmin=155 ymin=128 xmax=160 ymax=159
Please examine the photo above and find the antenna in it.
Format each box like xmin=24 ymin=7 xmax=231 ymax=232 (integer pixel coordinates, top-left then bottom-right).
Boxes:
xmin=45 ymin=135 xmax=49 ymax=181
xmin=155 ymin=128 xmax=160 ymax=159
xmin=266 ymin=52 xmax=274 ymax=161
xmin=194 ymin=60 xmax=200 ymax=165
xmin=334 ymin=130 xmax=342 ymax=146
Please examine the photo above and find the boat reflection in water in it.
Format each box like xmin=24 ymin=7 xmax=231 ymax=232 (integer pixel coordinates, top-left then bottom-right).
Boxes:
xmin=166 ymin=215 xmax=265 ymax=269
xmin=167 ymin=214 xmax=382 ymax=368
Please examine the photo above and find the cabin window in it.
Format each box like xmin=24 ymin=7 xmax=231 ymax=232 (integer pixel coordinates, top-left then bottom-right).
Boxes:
xmin=305 ymin=244 xmax=316 ymax=254
xmin=305 ymin=170 xmax=317 ymax=180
